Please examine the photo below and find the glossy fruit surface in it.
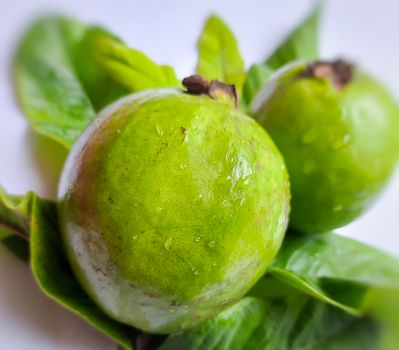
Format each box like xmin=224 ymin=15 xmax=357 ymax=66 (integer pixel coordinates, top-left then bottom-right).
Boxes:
xmin=253 ymin=61 xmax=399 ymax=233
xmin=58 ymin=89 xmax=290 ymax=333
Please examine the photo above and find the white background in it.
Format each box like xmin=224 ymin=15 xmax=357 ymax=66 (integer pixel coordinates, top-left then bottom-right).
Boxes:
xmin=0 ymin=0 xmax=398 ymax=349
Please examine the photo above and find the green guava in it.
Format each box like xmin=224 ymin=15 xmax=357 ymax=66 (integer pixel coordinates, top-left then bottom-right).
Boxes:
xmin=58 ymin=80 xmax=290 ymax=334
xmin=253 ymin=60 xmax=399 ymax=233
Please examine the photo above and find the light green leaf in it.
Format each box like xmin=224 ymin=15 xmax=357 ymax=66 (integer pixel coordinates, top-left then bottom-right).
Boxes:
xmin=14 ymin=17 xmax=96 ymax=148
xmin=241 ymin=64 xmax=273 ymax=111
xmin=94 ymin=34 xmax=181 ymax=92
xmin=266 ymin=2 xmax=322 ymax=70
xmin=196 ymin=15 xmax=245 ymax=97
xmin=270 ymin=233 xmax=399 ymax=316
xmin=72 ymin=26 xmax=129 ymax=111
xmin=0 ymin=188 xmax=134 ymax=349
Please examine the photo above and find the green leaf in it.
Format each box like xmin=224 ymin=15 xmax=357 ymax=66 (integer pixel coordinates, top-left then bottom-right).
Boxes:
xmin=265 ymin=2 xmax=322 ymax=70
xmin=196 ymin=15 xmax=245 ymax=97
xmin=94 ymin=33 xmax=181 ymax=93
xmin=241 ymin=3 xmax=322 ymax=110
xmin=14 ymin=17 xmax=96 ymax=148
xmin=72 ymin=26 xmax=129 ymax=111
xmin=159 ymin=292 xmax=377 ymax=350
xmin=241 ymin=64 xmax=273 ymax=112
xmin=0 ymin=188 xmax=134 ymax=349
xmin=270 ymin=232 xmax=399 ymax=316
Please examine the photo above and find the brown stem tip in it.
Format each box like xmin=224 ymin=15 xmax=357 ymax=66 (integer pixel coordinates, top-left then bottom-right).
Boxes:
xmin=182 ymin=75 xmax=238 ymax=108
xmin=302 ymin=59 xmax=354 ymax=90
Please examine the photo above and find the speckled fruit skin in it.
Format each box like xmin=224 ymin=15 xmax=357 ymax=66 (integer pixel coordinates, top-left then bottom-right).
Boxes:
xmin=58 ymin=89 xmax=290 ymax=333
xmin=253 ymin=62 xmax=399 ymax=233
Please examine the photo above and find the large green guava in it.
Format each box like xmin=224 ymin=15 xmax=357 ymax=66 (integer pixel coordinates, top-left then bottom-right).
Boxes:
xmin=58 ymin=82 xmax=290 ymax=334
xmin=253 ymin=60 xmax=399 ymax=233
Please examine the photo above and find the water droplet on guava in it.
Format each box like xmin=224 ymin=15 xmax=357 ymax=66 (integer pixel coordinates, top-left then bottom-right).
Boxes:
xmin=191 ymin=267 xmax=199 ymax=275
xmin=195 ymin=236 xmax=201 ymax=243
xmin=343 ymin=134 xmax=351 ymax=145
xmin=164 ymin=237 xmax=173 ymax=250
xmin=155 ymin=124 xmax=164 ymax=136
xmin=331 ymin=134 xmax=351 ymax=150
xmin=333 ymin=205 xmax=343 ymax=212
xmin=132 ymin=235 xmax=138 ymax=240
xmin=207 ymin=240 xmax=216 ymax=249
xmin=222 ymin=199 xmax=230 ymax=207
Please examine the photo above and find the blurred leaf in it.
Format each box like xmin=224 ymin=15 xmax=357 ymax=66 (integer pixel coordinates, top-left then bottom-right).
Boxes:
xmin=196 ymin=15 xmax=245 ymax=97
xmin=378 ymin=325 xmax=399 ymax=350
xmin=265 ymin=2 xmax=322 ymax=70
xmin=159 ymin=292 xmax=377 ymax=350
xmin=270 ymin=232 xmax=399 ymax=317
xmin=94 ymin=33 xmax=181 ymax=93
xmin=0 ymin=188 xmax=134 ymax=349
xmin=14 ymin=17 xmax=96 ymax=148
xmin=72 ymin=26 xmax=129 ymax=111
xmin=242 ymin=3 xmax=321 ymax=110
xmin=370 ymin=288 xmax=399 ymax=330
xmin=241 ymin=64 xmax=273 ymax=111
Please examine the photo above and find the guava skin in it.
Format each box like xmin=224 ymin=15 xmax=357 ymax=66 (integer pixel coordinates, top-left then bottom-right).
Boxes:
xmin=58 ymin=89 xmax=290 ymax=333
xmin=253 ymin=63 xmax=399 ymax=233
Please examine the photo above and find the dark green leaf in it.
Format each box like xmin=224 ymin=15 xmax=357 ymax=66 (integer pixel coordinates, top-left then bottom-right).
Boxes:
xmin=312 ymin=318 xmax=379 ymax=350
xmin=265 ymin=2 xmax=322 ymax=70
xmin=270 ymin=232 xmax=399 ymax=316
xmin=94 ymin=33 xmax=181 ymax=92
xmin=14 ymin=17 xmax=96 ymax=148
xmin=0 ymin=188 xmax=134 ymax=349
xmin=159 ymin=291 xmax=376 ymax=350
xmin=196 ymin=15 xmax=245 ymax=97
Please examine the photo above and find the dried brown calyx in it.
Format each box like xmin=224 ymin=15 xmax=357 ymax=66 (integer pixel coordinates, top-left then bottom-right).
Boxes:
xmin=182 ymin=75 xmax=238 ymax=108
xmin=302 ymin=59 xmax=354 ymax=90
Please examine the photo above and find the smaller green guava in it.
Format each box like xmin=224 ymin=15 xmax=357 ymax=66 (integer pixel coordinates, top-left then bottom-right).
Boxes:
xmin=253 ymin=60 xmax=399 ymax=233
xmin=58 ymin=77 xmax=290 ymax=333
